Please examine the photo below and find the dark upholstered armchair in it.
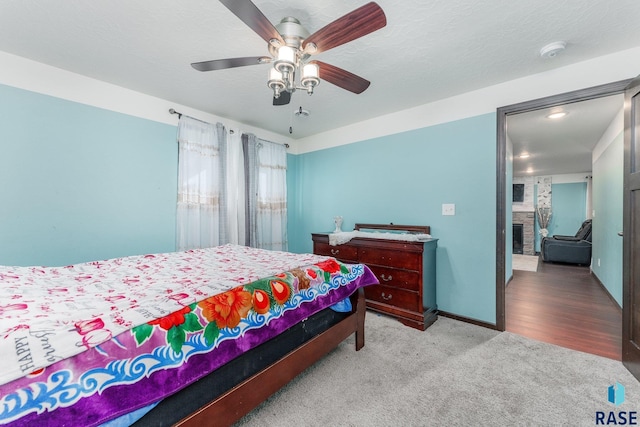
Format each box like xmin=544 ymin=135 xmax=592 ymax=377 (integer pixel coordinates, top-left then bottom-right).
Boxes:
xmin=540 ymin=219 xmax=592 ymax=265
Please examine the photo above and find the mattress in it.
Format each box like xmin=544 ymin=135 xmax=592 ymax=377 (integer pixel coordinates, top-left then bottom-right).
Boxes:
xmin=0 ymin=244 xmax=376 ymax=426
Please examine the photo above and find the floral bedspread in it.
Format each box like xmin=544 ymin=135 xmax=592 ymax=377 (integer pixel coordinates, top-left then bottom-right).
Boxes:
xmin=0 ymin=244 xmax=377 ymax=426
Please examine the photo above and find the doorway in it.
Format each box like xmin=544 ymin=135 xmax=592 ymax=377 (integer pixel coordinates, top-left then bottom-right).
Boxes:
xmin=502 ymin=93 xmax=624 ymax=359
xmin=495 ymin=79 xmax=632 ymax=337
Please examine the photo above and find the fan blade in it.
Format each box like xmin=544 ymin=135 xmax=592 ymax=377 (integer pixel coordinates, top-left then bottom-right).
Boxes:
xmin=313 ymin=61 xmax=370 ymax=94
xmin=191 ymin=56 xmax=270 ymax=72
xmin=302 ymin=2 xmax=386 ymax=54
xmin=273 ymin=90 xmax=292 ymax=106
xmin=219 ymin=0 xmax=284 ymax=45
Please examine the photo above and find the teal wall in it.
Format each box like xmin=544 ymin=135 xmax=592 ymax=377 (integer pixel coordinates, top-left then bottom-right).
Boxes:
xmin=592 ymin=132 xmax=624 ymax=306
xmin=534 ymin=182 xmax=587 ymax=252
xmin=288 ymin=114 xmax=497 ymax=324
xmin=0 ymin=84 xmax=178 ymax=266
xmin=548 ymin=183 xmax=588 ymax=237
xmin=1 ymin=83 xmax=499 ymax=324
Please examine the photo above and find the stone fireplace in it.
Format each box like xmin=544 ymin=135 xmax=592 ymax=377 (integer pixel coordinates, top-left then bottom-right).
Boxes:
xmin=513 ymin=211 xmax=535 ymax=255
xmin=513 ymin=224 xmax=524 ymax=254
xmin=512 ymin=176 xmax=537 ymax=256
xmin=511 ymin=175 xmax=552 ymax=256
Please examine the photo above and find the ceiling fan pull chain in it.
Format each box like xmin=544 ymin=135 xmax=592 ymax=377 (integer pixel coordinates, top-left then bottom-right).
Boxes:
xmin=289 ymin=107 xmax=295 ymax=134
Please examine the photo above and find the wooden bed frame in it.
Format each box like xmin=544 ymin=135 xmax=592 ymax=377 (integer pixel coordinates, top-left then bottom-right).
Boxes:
xmin=173 ymin=287 xmax=366 ymax=426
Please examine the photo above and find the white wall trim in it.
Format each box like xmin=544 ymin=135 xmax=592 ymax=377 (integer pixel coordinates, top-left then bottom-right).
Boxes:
xmin=2 ymin=46 xmax=638 ymax=155
xmin=0 ymin=50 xmax=294 ymax=148
xmin=295 ymin=46 xmax=640 ymax=154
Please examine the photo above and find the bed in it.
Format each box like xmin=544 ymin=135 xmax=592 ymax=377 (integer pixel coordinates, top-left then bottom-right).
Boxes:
xmin=0 ymin=244 xmax=377 ymax=426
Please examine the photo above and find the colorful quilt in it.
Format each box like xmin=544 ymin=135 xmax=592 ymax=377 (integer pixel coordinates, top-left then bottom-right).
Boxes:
xmin=0 ymin=245 xmax=377 ymax=426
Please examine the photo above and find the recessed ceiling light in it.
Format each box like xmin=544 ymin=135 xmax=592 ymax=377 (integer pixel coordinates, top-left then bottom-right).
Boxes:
xmin=526 ymin=167 xmax=534 ymax=174
xmin=546 ymin=111 xmax=567 ymax=119
xmin=518 ymin=153 xmax=530 ymax=159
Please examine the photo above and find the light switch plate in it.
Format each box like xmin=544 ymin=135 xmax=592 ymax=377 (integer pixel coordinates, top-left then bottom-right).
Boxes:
xmin=442 ymin=203 xmax=456 ymax=216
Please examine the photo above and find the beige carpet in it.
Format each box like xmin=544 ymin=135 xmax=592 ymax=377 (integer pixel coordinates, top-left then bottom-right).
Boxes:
xmin=513 ymin=254 xmax=539 ymax=272
xmin=236 ymin=314 xmax=640 ymax=426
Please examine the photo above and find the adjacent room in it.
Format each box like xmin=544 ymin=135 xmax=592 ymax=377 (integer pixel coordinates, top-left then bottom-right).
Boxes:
xmin=505 ymin=95 xmax=624 ymax=360
xmin=1 ymin=1 xmax=640 ymax=425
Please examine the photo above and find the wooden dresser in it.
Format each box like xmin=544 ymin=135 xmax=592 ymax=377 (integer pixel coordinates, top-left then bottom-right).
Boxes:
xmin=312 ymin=224 xmax=438 ymax=330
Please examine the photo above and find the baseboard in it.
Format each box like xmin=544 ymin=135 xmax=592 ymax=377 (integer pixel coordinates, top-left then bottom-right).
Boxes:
xmin=590 ymin=270 xmax=622 ymax=312
xmin=437 ymin=310 xmax=499 ymax=331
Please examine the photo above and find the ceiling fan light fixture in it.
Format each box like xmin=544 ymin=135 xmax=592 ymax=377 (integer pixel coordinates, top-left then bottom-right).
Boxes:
xmin=268 ymin=68 xmax=285 ymax=98
xmin=204 ymin=0 xmax=387 ymax=106
xmin=301 ymin=63 xmax=320 ymax=94
xmin=274 ymin=46 xmax=296 ymax=74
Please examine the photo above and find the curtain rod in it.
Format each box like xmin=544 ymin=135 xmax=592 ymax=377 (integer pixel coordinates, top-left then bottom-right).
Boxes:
xmin=169 ymin=108 xmax=289 ymax=148
xmin=169 ymin=108 xmax=234 ymax=134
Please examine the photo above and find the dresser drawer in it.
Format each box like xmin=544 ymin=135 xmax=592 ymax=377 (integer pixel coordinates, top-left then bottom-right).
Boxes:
xmin=364 ymin=285 xmax=419 ymax=312
xmin=359 ymin=248 xmax=421 ymax=270
xmin=367 ymin=265 xmax=420 ymax=291
xmin=312 ymin=231 xmax=438 ymax=331
xmin=313 ymin=242 xmax=358 ymax=262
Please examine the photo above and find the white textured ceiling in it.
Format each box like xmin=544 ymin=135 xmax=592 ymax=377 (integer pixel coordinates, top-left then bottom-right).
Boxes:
xmin=0 ymin=0 xmax=639 ymax=155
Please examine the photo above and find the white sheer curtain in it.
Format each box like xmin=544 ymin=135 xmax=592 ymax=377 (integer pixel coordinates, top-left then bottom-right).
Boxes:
xmin=176 ymin=117 xmax=228 ymax=250
xmin=225 ymin=128 xmax=245 ymax=245
xmin=244 ymin=134 xmax=288 ymax=251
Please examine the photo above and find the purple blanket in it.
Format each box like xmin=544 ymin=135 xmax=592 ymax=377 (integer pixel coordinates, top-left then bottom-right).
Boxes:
xmin=0 ymin=256 xmax=376 ymax=426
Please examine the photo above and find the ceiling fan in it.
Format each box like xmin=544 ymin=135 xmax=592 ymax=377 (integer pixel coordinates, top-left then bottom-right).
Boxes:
xmin=191 ymin=0 xmax=387 ymax=105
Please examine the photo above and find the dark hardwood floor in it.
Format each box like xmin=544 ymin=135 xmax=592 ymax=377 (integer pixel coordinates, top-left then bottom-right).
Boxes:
xmin=506 ymin=257 xmax=622 ymax=360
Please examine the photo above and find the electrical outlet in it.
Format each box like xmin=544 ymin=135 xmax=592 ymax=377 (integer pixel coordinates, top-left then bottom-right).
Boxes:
xmin=442 ymin=204 xmax=455 ymax=216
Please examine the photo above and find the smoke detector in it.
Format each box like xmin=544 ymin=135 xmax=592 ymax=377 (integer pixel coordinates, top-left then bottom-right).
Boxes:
xmin=539 ymin=41 xmax=566 ymax=59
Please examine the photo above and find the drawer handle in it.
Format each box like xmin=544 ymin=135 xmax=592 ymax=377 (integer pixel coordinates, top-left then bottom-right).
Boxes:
xmin=381 ymin=292 xmax=393 ymax=301
xmin=380 ymin=274 xmax=393 ymax=282
xmin=330 ymin=249 xmax=340 ymax=255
